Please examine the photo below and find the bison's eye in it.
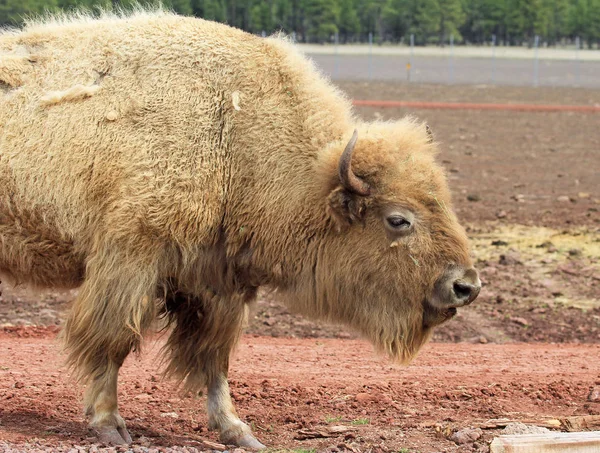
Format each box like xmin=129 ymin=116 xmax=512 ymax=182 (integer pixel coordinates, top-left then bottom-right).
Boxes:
xmin=383 ymin=209 xmax=415 ymax=238
xmin=387 ymin=215 xmax=412 ymax=230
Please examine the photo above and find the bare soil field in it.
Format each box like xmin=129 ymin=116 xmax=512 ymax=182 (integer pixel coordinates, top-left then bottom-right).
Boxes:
xmin=1 ymin=329 xmax=599 ymax=453
xmin=1 ymin=83 xmax=599 ymax=452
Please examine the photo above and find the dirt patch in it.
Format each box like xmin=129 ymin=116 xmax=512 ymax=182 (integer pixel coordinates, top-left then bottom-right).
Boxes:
xmin=1 ymin=332 xmax=599 ymax=452
xmin=340 ymin=82 xmax=600 ymax=229
xmin=340 ymin=82 xmax=600 ymax=106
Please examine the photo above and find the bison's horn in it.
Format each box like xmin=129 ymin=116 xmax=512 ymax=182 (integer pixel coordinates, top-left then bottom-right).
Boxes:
xmin=425 ymin=124 xmax=434 ymax=143
xmin=339 ymin=129 xmax=370 ymax=196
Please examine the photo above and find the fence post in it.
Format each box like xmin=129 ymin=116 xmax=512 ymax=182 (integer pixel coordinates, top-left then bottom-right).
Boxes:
xmin=491 ymin=34 xmax=496 ymax=84
xmin=533 ymin=35 xmax=540 ymax=87
xmin=448 ymin=34 xmax=454 ymax=84
xmin=292 ymin=31 xmax=296 ymax=43
xmin=334 ymin=31 xmax=339 ymax=79
xmin=261 ymin=30 xmax=266 ymax=38
xmin=368 ymin=32 xmax=373 ymax=81
xmin=575 ymin=36 xmax=580 ymax=87
xmin=408 ymin=33 xmax=414 ymax=82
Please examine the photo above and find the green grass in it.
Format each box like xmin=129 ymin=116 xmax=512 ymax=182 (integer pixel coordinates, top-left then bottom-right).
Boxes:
xmin=325 ymin=415 xmax=343 ymax=423
xmin=350 ymin=418 xmax=370 ymax=425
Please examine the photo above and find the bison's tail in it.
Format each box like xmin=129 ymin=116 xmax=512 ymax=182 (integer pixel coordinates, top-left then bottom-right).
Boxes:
xmin=61 ymin=240 xmax=159 ymax=406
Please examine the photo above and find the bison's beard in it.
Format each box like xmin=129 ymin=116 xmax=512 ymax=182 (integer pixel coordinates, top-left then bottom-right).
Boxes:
xmin=277 ymin=268 xmax=434 ymax=365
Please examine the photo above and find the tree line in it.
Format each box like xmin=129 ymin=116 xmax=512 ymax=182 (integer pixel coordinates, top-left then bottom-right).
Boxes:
xmin=1 ymin=0 xmax=599 ymax=47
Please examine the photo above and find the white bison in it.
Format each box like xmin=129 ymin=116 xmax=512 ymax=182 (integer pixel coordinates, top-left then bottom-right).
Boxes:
xmin=0 ymin=10 xmax=480 ymax=449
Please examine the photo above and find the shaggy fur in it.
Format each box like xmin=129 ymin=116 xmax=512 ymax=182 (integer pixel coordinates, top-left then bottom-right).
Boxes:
xmin=0 ymin=9 xmax=474 ymax=446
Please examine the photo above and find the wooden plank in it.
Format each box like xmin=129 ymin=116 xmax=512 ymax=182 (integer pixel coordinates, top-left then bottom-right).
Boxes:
xmin=562 ymin=416 xmax=600 ymax=432
xmin=478 ymin=418 xmax=562 ymax=430
xmin=490 ymin=431 xmax=600 ymax=453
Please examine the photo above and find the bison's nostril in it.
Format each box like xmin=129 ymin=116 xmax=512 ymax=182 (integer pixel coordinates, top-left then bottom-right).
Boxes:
xmin=453 ymin=281 xmax=476 ymax=303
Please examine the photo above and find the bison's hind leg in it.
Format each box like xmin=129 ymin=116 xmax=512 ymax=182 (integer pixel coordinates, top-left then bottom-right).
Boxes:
xmin=63 ymin=243 xmax=159 ymax=445
xmin=161 ymin=288 xmax=265 ymax=449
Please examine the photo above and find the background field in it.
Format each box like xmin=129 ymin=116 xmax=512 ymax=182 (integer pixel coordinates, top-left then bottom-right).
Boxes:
xmin=1 ymin=81 xmax=599 ymax=452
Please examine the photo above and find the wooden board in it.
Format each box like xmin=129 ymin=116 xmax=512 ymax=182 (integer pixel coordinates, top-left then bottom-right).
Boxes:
xmin=561 ymin=416 xmax=600 ymax=432
xmin=490 ymin=431 xmax=600 ymax=453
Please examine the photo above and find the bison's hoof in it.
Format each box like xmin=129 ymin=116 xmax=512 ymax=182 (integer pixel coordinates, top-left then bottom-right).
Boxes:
xmin=234 ymin=433 xmax=266 ymax=450
xmin=95 ymin=426 xmax=133 ymax=445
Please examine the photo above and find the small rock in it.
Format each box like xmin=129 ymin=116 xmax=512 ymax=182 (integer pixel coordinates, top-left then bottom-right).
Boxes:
xmin=137 ymin=436 xmax=152 ymax=447
xmin=578 ymin=192 xmax=590 ymax=199
xmin=499 ymin=252 xmax=521 ymax=266
xmin=134 ymin=393 xmax=152 ymax=401
xmin=502 ymin=422 xmax=549 ymax=435
xmin=536 ymin=241 xmax=558 ymax=253
xmin=511 ymin=194 xmax=525 ymax=203
xmin=467 ymin=194 xmax=481 ymax=202
xmin=589 ymin=386 xmax=600 ymax=402
xmin=450 ymin=427 xmax=483 ymax=444
xmin=478 ymin=336 xmax=488 ymax=344
xmin=160 ymin=412 xmax=178 ymax=419
xmin=568 ymin=248 xmax=582 ymax=257
xmin=355 ymin=392 xmax=373 ymax=403
xmin=491 ymin=240 xmax=508 ymax=246
xmin=14 ymin=381 xmax=24 ymax=389
xmin=510 ymin=317 xmax=530 ymax=327
xmin=557 ymin=195 xmax=570 ymax=202
xmin=496 ymin=210 xmax=507 ymax=219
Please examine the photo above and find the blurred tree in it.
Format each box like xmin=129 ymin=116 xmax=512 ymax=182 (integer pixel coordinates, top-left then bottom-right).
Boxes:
xmin=0 ymin=0 xmax=58 ymax=26
xmin=251 ymin=0 xmax=273 ymax=33
xmin=382 ymin=0 xmax=411 ymax=42
xmin=304 ymin=0 xmax=339 ymax=42
xmin=438 ymin=0 xmax=465 ymax=43
xmin=0 ymin=0 xmax=596 ymax=46
xmin=338 ymin=0 xmax=360 ymax=41
xmin=414 ymin=0 xmax=441 ymax=44
xmin=357 ymin=0 xmax=385 ymax=41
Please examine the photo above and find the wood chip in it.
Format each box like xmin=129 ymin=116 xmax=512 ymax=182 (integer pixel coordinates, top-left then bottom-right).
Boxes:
xmin=199 ymin=440 xmax=228 ymax=451
xmin=295 ymin=425 xmax=357 ymax=440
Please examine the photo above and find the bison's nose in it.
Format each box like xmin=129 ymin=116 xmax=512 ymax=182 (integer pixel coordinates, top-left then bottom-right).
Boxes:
xmin=452 ymin=279 xmax=480 ymax=305
xmin=432 ymin=265 xmax=481 ymax=309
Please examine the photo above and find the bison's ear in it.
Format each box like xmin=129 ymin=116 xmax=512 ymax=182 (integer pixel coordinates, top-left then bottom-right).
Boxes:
xmin=326 ymin=130 xmax=370 ymax=231
xmin=327 ymin=187 xmax=368 ymax=231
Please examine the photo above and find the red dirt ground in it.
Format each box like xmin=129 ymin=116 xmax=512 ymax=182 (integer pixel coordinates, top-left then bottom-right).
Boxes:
xmin=1 ymin=328 xmax=599 ymax=452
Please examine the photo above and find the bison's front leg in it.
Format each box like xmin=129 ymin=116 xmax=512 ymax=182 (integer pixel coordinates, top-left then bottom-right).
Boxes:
xmin=84 ymin=355 xmax=132 ymax=445
xmin=162 ymin=288 xmax=265 ymax=449
xmin=207 ymin=366 xmax=265 ymax=450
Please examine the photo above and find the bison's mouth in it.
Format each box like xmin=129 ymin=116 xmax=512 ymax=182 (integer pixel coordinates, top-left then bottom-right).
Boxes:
xmin=422 ymin=301 xmax=458 ymax=328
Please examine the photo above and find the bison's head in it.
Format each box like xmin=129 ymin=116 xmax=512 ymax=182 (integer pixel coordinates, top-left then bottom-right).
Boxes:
xmin=283 ymin=118 xmax=480 ymax=364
